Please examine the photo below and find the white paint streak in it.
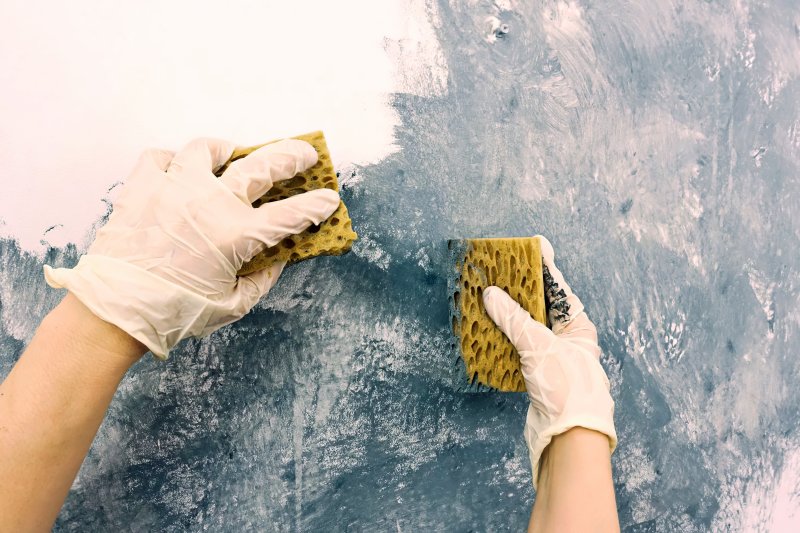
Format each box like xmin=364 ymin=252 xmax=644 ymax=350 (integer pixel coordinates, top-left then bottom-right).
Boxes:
xmin=718 ymin=442 xmax=800 ymax=532
xmin=385 ymin=0 xmax=449 ymax=95
xmin=540 ymin=1 xmax=602 ymax=106
xmin=765 ymin=446 xmax=800 ymax=531
xmin=746 ymin=264 xmax=776 ymax=338
xmin=616 ymin=442 xmax=658 ymax=523
xmin=351 ymin=234 xmax=393 ymax=271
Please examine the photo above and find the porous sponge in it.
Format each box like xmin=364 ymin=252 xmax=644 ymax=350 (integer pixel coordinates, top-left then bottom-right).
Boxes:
xmin=216 ymin=131 xmax=357 ymax=275
xmin=447 ymin=237 xmax=546 ymax=392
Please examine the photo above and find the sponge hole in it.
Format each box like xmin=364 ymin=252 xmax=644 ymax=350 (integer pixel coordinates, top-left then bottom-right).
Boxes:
xmin=283 ymin=176 xmax=307 ymax=188
xmin=500 ymin=370 xmax=512 ymax=389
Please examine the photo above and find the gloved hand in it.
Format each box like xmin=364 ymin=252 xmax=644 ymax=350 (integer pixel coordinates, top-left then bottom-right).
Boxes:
xmin=482 ymin=235 xmax=617 ymax=490
xmin=44 ymin=138 xmax=339 ymax=359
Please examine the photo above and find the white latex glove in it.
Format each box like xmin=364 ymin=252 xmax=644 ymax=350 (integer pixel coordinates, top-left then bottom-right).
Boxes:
xmin=44 ymin=138 xmax=340 ymax=359
xmin=482 ymin=235 xmax=617 ymax=490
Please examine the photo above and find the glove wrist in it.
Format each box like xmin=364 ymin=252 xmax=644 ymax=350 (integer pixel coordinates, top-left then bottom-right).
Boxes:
xmin=524 ymin=353 xmax=617 ymax=491
xmin=525 ymin=396 xmax=618 ymax=491
xmin=44 ymin=255 xmax=218 ymax=359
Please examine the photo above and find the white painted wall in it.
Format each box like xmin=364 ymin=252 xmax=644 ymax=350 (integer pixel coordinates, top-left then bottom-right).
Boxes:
xmin=0 ymin=0 xmax=445 ymax=251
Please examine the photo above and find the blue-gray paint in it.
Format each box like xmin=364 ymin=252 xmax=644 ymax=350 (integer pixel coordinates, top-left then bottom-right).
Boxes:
xmin=2 ymin=0 xmax=800 ymax=530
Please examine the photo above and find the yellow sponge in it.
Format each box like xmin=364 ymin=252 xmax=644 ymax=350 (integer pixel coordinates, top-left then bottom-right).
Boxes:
xmin=448 ymin=237 xmax=546 ymax=392
xmin=216 ymin=131 xmax=357 ymax=275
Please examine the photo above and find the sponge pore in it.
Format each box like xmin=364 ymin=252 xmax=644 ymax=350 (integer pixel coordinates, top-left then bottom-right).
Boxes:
xmin=215 ymin=131 xmax=357 ymax=275
xmin=447 ymin=237 xmax=546 ymax=392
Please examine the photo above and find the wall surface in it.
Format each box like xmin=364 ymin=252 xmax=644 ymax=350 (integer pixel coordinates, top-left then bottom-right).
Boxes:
xmin=2 ymin=0 xmax=800 ymax=531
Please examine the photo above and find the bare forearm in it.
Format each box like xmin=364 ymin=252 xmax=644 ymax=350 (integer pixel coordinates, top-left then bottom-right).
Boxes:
xmin=0 ymin=293 xmax=145 ymax=531
xmin=529 ymin=427 xmax=620 ymax=533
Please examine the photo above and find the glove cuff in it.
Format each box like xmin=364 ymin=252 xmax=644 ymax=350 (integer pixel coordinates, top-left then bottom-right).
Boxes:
xmin=525 ymin=405 xmax=618 ymax=491
xmin=44 ymin=255 xmax=217 ymax=359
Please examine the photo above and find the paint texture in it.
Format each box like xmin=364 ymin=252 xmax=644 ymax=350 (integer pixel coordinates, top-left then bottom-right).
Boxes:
xmin=1 ymin=0 xmax=800 ymax=530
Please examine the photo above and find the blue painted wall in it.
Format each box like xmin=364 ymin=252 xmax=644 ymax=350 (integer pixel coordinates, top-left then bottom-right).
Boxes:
xmin=1 ymin=1 xmax=799 ymax=530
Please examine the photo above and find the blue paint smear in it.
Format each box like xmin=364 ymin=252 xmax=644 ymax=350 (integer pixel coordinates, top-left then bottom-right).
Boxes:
xmin=2 ymin=0 xmax=800 ymax=530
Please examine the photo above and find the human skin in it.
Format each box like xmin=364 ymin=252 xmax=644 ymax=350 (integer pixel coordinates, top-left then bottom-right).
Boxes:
xmin=529 ymin=427 xmax=620 ymax=533
xmin=0 ymin=293 xmax=146 ymax=532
